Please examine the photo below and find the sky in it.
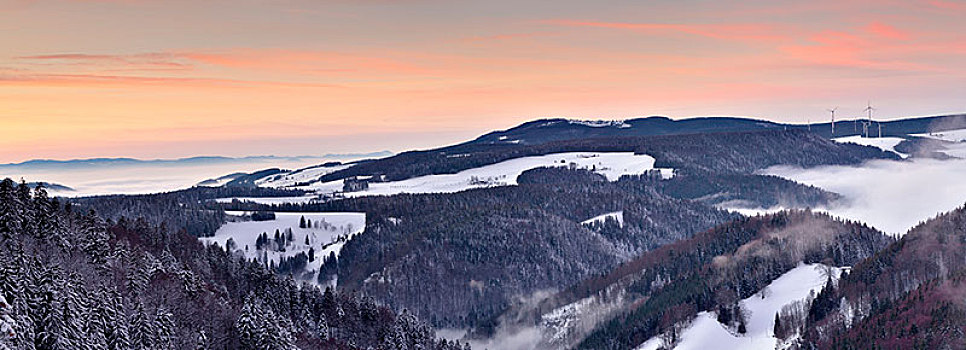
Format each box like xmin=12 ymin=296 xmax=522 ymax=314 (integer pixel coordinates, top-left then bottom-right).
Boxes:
xmin=1 ymin=0 xmax=965 ymax=163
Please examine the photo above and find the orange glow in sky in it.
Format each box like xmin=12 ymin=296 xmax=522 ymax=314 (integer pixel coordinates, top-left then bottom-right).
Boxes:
xmin=1 ymin=0 xmax=965 ymax=162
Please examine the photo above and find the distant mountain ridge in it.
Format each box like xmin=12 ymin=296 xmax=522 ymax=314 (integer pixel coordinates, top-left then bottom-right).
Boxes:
xmin=470 ymin=114 xmax=966 ymax=146
xmin=0 ymin=151 xmax=394 ymax=169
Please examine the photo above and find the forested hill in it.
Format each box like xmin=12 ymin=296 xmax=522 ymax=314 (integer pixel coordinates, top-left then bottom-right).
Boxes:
xmin=800 ymin=203 xmax=966 ymax=349
xmin=0 ymin=178 xmax=468 ymax=350
xmin=265 ymin=172 xmax=740 ymax=329
xmin=469 ymin=114 xmax=966 ymax=146
xmin=462 ymin=210 xmax=890 ymax=349
xmin=71 ymin=186 xmax=305 ymax=237
xmin=317 ymin=130 xmax=898 ymax=183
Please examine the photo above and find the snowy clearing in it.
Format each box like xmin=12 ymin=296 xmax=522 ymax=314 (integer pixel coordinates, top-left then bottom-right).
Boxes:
xmin=832 ymin=136 xmax=908 ymax=158
xmin=201 ymin=211 xmax=365 ymax=283
xmin=909 ymin=128 xmax=966 ymax=157
xmin=568 ymin=119 xmax=631 ymax=128
xmin=719 ymin=206 xmax=786 ymax=217
xmin=218 ymin=152 xmax=672 ymax=204
xmin=580 ymin=211 xmax=624 ymax=227
xmin=636 ymin=264 xmax=844 ymax=350
xmin=911 ymin=127 xmax=966 ymax=143
xmin=255 ymin=164 xmax=351 ymax=188
xmin=214 ymin=196 xmax=322 ymax=205
xmin=327 ymin=152 xmax=670 ymax=197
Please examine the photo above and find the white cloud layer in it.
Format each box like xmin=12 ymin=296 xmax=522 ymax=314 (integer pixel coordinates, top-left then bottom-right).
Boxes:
xmin=765 ymin=145 xmax=966 ymax=235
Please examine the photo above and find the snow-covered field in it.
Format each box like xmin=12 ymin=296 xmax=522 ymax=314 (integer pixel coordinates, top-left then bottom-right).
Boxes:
xmin=255 ymin=163 xmax=351 ymax=188
xmin=200 ymin=211 xmax=365 ymax=283
xmin=910 ymin=127 xmax=966 ymax=158
xmin=832 ymin=135 xmax=908 ymax=158
xmin=214 ymin=195 xmax=323 ymax=205
xmin=249 ymin=152 xmax=672 ymax=202
xmin=580 ymin=211 xmax=624 ymax=227
xmin=720 ymin=206 xmax=786 ymax=217
xmin=912 ymin=128 xmax=966 ymax=143
xmin=636 ymin=264 xmax=844 ymax=350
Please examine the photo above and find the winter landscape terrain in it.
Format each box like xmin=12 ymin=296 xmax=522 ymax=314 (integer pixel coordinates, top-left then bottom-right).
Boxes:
xmin=3 ymin=113 xmax=965 ymax=350
xmin=6 ymin=1 xmax=966 ymax=348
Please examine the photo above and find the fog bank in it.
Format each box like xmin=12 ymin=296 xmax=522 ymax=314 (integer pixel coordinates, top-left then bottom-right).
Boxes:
xmin=765 ymin=149 xmax=966 ymax=235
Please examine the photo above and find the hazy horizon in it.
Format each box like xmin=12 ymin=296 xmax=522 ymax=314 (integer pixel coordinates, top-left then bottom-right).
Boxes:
xmin=2 ymin=112 xmax=964 ymax=163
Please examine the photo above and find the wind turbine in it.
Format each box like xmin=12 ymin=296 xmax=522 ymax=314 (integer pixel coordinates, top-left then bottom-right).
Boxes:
xmin=864 ymin=101 xmax=878 ymax=138
xmin=827 ymin=107 xmax=837 ymax=136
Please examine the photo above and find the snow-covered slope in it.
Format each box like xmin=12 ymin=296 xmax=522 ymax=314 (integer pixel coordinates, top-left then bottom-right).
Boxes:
xmin=911 ymin=128 xmax=966 ymax=143
xmin=255 ymin=163 xmax=351 ymax=188
xmin=201 ymin=211 xmax=365 ymax=284
xmin=580 ymin=211 xmax=624 ymax=227
xmin=568 ymin=119 xmax=631 ymax=128
xmin=214 ymin=195 xmax=322 ymax=205
xmin=832 ymin=136 xmax=907 ymax=158
xmin=636 ymin=264 xmax=845 ymax=350
xmin=252 ymin=152 xmax=672 ymax=202
xmin=910 ymin=128 xmax=966 ymax=157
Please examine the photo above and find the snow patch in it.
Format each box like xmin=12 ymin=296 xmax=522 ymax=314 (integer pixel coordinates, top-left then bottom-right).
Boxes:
xmin=909 ymin=128 xmax=966 ymax=157
xmin=201 ymin=211 xmax=365 ymax=284
xmin=568 ymin=119 xmax=631 ymax=128
xmin=311 ymin=152 xmax=671 ymax=198
xmin=580 ymin=211 xmax=624 ymax=227
xmin=255 ymin=164 xmax=350 ymax=188
xmin=214 ymin=196 xmax=322 ymax=205
xmin=832 ymin=136 xmax=908 ymax=158
xmin=911 ymin=127 xmax=966 ymax=143
xmin=719 ymin=206 xmax=786 ymax=217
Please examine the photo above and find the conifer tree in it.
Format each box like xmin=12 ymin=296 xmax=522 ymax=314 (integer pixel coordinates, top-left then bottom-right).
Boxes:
xmin=0 ymin=179 xmax=20 ymax=240
xmin=155 ymin=306 xmax=176 ymax=349
xmin=130 ymin=302 xmax=153 ymax=350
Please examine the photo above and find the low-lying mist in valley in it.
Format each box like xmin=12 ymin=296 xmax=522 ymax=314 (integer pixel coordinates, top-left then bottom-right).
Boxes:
xmin=764 ymin=146 xmax=966 ymax=235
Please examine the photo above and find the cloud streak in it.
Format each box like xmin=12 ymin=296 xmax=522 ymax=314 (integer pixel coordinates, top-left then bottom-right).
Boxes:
xmin=542 ymin=19 xmax=788 ymax=43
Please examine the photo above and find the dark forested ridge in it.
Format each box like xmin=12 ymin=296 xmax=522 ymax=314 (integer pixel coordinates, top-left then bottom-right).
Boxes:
xmin=0 ymin=178 xmax=467 ymax=350
xmin=316 ymin=130 xmax=897 ymax=183
xmin=71 ymin=186 xmax=305 ymax=237
xmin=468 ymin=114 xmax=966 ymax=145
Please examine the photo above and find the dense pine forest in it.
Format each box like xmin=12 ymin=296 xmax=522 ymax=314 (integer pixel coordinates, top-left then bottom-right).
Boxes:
xmin=0 ymin=178 xmax=467 ymax=350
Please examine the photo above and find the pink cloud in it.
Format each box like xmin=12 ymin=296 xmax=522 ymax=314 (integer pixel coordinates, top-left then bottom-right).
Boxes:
xmin=864 ymin=22 xmax=911 ymax=40
xmin=928 ymin=0 xmax=966 ymax=11
xmin=16 ymin=52 xmax=192 ymax=69
xmin=541 ymin=19 xmax=789 ymax=43
xmin=0 ymin=72 xmax=339 ymax=89
xmin=777 ymin=23 xmax=940 ymax=72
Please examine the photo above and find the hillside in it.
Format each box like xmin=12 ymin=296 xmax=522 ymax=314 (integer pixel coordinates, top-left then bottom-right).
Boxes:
xmin=307 ymin=130 xmax=896 ymax=186
xmin=0 ymin=178 xmax=467 ymax=350
xmin=469 ymin=210 xmax=891 ymax=349
xmin=798 ymin=203 xmax=966 ymax=349
xmin=468 ymin=114 xmax=966 ymax=146
xmin=286 ymin=175 xmax=738 ymax=328
xmin=211 ymin=129 xmax=898 ymax=332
